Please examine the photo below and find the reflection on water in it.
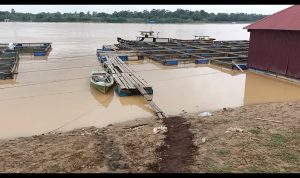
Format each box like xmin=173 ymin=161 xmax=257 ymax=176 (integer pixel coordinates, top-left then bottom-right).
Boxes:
xmin=0 ymin=77 xmax=17 ymax=86
xmin=19 ymin=54 xmax=50 ymax=61
xmin=0 ymin=22 xmax=300 ymax=139
xmin=89 ymin=84 xmax=114 ymax=108
xmin=118 ymin=95 xmax=154 ymax=114
xmin=89 ymin=83 xmax=153 ymax=114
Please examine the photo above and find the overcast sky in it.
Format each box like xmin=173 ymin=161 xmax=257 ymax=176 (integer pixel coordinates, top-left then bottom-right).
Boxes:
xmin=0 ymin=5 xmax=293 ymax=15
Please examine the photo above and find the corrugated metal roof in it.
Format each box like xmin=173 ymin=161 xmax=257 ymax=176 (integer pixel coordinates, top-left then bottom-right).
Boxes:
xmin=244 ymin=5 xmax=300 ymax=31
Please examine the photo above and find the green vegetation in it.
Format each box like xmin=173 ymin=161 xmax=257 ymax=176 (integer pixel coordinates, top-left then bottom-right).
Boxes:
xmin=269 ymin=133 xmax=288 ymax=147
xmin=278 ymin=151 xmax=297 ymax=162
xmin=247 ymin=166 xmax=267 ymax=173
xmin=249 ymin=127 xmax=261 ymax=134
xmin=0 ymin=8 xmax=266 ymax=23
xmin=208 ymin=166 xmax=232 ymax=173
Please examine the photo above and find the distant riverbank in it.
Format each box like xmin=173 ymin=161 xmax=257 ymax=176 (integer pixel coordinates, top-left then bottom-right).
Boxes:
xmin=0 ymin=21 xmax=251 ymax=24
xmin=0 ymin=9 xmax=265 ymax=24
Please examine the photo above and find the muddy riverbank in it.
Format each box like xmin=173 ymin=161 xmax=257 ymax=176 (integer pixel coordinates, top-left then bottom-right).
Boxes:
xmin=0 ymin=101 xmax=299 ymax=173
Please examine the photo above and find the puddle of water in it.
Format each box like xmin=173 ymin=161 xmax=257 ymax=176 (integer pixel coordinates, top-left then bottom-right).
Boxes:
xmin=1 ymin=22 xmax=300 ymax=139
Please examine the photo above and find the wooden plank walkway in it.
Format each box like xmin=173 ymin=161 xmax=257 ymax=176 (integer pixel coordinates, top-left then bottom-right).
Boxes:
xmin=135 ymin=82 xmax=166 ymax=119
xmin=104 ymin=56 xmax=150 ymax=90
xmin=102 ymin=55 xmax=167 ymax=119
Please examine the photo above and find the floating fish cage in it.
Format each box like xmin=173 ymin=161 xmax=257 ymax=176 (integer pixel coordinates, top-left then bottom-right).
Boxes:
xmin=210 ymin=56 xmax=248 ymax=70
xmin=104 ymin=37 xmax=249 ymax=70
xmin=144 ymin=50 xmax=177 ymax=56
xmin=148 ymin=52 xmax=193 ymax=65
xmin=0 ymin=42 xmax=52 ymax=80
xmin=0 ymin=50 xmax=19 ymax=80
xmin=97 ymin=55 xmax=107 ymax=63
xmin=164 ymin=59 xmax=179 ymax=65
xmin=118 ymin=55 xmax=128 ymax=61
xmin=0 ymin=43 xmax=9 ymax=51
xmin=195 ymin=59 xmax=209 ymax=64
xmin=13 ymin=42 xmax=52 ymax=56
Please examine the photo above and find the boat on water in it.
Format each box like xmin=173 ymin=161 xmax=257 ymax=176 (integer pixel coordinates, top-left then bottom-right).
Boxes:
xmin=117 ymin=31 xmax=215 ymax=44
xmin=90 ymin=70 xmax=114 ymax=94
xmin=194 ymin=35 xmax=216 ymax=42
xmin=117 ymin=30 xmax=170 ymax=43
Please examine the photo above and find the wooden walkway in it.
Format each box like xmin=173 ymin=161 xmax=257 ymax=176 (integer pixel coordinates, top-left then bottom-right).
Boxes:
xmin=103 ymin=56 xmax=151 ymax=91
xmin=102 ymin=56 xmax=166 ymax=118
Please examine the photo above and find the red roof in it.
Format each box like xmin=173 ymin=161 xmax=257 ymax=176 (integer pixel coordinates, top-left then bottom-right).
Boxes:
xmin=244 ymin=5 xmax=300 ymax=31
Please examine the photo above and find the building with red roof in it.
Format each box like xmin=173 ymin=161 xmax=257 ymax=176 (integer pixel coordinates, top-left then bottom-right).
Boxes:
xmin=244 ymin=5 xmax=300 ymax=79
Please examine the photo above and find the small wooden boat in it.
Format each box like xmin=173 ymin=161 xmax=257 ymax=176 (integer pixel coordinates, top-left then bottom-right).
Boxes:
xmin=90 ymin=70 xmax=114 ymax=94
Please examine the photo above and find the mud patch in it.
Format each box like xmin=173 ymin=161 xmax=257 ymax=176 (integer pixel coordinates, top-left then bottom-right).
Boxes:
xmin=151 ymin=116 xmax=196 ymax=173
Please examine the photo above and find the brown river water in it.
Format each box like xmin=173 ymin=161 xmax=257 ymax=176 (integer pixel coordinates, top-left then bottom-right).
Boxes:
xmin=1 ymin=22 xmax=300 ymax=139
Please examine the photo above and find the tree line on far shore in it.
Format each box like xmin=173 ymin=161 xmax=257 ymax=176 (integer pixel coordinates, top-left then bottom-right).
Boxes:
xmin=0 ymin=8 xmax=266 ymax=23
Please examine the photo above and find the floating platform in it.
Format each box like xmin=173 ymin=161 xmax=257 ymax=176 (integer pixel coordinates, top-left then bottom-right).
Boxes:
xmin=195 ymin=59 xmax=209 ymax=64
xmin=164 ymin=59 xmax=178 ymax=65
xmin=0 ymin=50 xmax=19 ymax=80
xmin=0 ymin=43 xmax=9 ymax=51
xmin=96 ymin=54 xmax=166 ymax=118
xmin=13 ymin=42 xmax=52 ymax=56
xmin=115 ymin=37 xmax=249 ymax=70
xmin=0 ymin=42 xmax=52 ymax=79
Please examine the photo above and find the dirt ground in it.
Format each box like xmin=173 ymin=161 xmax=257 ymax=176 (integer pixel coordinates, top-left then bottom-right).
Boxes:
xmin=0 ymin=101 xmax=299 ymax=173
xmin=186 ymin=101 xmax=300 ymax=173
